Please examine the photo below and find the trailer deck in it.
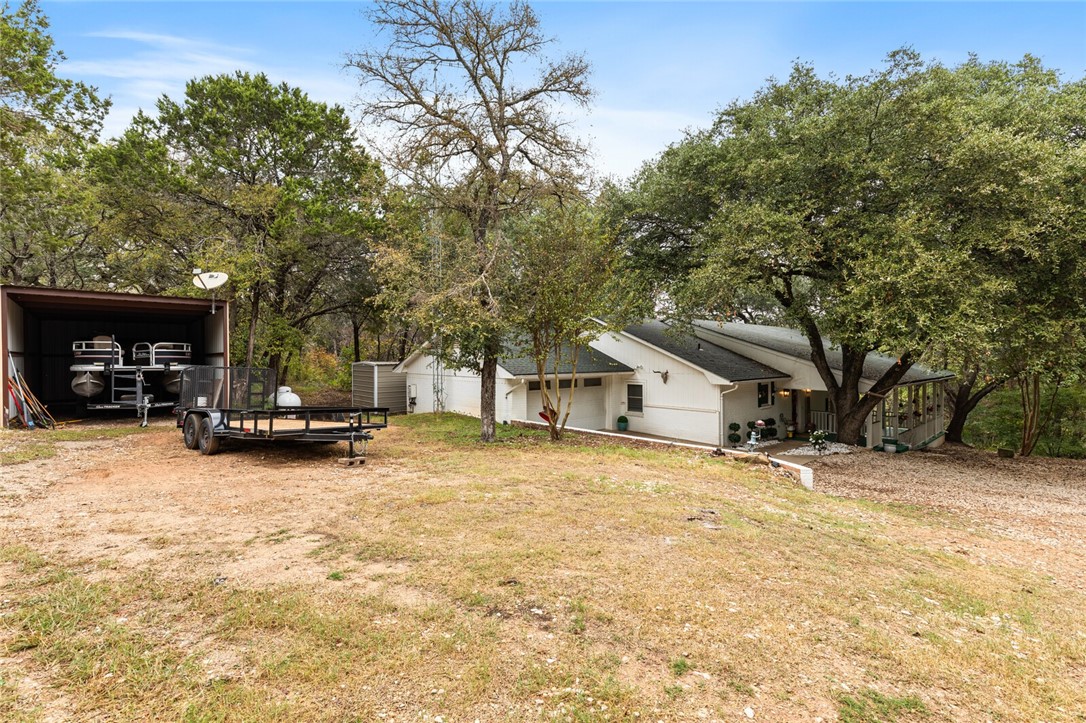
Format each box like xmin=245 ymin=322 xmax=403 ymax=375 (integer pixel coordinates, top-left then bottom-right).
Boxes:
xmin=176 ymin=367 xmax=388 ymax=464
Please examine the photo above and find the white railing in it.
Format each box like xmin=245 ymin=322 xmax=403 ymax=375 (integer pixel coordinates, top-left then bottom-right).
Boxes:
xmin=811 ymin=410 xmax=836 ymax=434
xmin=897 ymin=416 xmax=942 ymax=448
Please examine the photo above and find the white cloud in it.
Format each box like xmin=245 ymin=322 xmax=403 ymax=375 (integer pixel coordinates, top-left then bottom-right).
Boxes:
xmin=569 ymin=105 xmax=708 ymax=182
xmin=65 ymin=30 xmax=259 ymax=139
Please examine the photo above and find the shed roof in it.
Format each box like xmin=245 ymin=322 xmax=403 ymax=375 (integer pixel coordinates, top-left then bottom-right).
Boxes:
xmin=690 ymin=321 xmax=955 ymax=384
xmin=1 ymin=285 xmax=225 ymax=318
xmin=621 ymin=320 xmax=789 ymax=383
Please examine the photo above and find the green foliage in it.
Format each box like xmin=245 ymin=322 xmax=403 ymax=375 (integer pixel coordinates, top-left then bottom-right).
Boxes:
xmin=728 ymin=422 xmax=741 ymax=432
xmin=669 ymin=657 xmax=691 ymax=676
xmin=965 ymin=384 xmax=1086 ymax=459
xmin=350 ymin=0 xmax=593 ymax=441
xmin=0 ymin=0 xmax=109 ymax=286
xmin=617 ymin=50 xmax=1086 ymax=445
xmin=836 ymin=688 xmax=928 ymax=723
xmin=294 ymin=347 xmax=349 ymax=392
xmin=92 ymin=72 xmax=385 ymax=379
xmin=505 ymin=200 xmax=646 ymax=440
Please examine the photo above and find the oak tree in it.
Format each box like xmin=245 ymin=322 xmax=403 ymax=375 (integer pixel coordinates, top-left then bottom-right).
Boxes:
xmin=348 ymin=0 xmax=592 ymax=441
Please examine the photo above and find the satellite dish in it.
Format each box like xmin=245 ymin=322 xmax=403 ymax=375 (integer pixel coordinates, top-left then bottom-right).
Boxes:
xmin=193 ymin=271 xmax=229 ymax=290
xmin=192 ymin=270 xmax=229 ymax=314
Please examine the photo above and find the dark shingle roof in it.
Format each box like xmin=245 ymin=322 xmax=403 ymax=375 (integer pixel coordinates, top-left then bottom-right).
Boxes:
xmin=621 ymin=320 xmax=788 ymax=383
xmin=500 ymin=343 xmax=632 ymax=377
xmin=690 ymin=321 xmax=955 ymax=384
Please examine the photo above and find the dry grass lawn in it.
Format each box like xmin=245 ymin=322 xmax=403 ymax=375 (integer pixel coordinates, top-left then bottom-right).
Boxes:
xmin=1 ymin=414 xmax=1084 ymax=722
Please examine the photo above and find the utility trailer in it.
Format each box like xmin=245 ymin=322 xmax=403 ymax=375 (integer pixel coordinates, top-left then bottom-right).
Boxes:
xmin=175 ymin=366 xmax=387 ymax=464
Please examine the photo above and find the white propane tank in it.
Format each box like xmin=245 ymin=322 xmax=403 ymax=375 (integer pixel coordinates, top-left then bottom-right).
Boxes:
xmin=274 ymin=386 xmax=301 ymax=407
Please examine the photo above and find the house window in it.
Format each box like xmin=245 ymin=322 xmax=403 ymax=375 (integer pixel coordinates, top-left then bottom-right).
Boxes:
xmin=528 ymin=380 xmax=552 ymax=392
xmin=627 ymin=383 xmax=644 ymax=414
xmin=558 ymin=379 xmax=573 ymax=389
xmin=582 ymin=377 xmax=602 ymax=388
xmin=757 ymin=382 xmax=775 ymax=409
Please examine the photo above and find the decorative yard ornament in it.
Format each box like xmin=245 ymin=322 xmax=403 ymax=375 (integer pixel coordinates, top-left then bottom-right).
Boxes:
xmin=192 ymin=269 xmax=229 ymax=314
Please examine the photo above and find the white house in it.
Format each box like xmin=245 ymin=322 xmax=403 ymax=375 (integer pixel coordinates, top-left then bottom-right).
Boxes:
xmin=396 ymin=320 xmax=954 ymax=450
xmin=397 ymin=343 xmax=634 ymax=432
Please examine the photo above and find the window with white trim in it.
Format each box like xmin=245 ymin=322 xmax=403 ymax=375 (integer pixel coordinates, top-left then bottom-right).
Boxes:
xmin=627 ymin=383 xmax=644 ymax=414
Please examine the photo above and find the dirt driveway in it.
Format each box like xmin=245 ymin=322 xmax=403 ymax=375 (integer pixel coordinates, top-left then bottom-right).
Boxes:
xmin=0 ymin=420 xmax=396 ymax=589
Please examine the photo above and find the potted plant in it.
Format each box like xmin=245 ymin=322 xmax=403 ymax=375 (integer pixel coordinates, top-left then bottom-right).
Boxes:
xmin=617 ymin=415 xmax=629 ymax=432
xmin=727 ymin=422 xmax=741 ymax=445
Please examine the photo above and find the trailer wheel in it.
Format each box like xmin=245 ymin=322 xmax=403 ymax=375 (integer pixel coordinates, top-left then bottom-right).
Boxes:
xmin=182 ymin=414 xmax=200 ymax=450
xmin=198 ymin=417 xmax=221 ymax=456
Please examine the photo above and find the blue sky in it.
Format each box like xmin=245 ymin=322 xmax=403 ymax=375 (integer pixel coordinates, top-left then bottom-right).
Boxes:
xmin=43 ymin=1 xmax=1086 ymax=180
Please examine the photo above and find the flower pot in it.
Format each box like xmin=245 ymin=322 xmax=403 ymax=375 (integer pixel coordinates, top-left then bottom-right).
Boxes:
xmin=617 ymin=421 xmax=628 ymax=432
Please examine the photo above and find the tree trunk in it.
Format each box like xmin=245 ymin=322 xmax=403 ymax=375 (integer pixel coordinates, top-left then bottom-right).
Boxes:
xmin=835 ymin=404 xmax=870 ymax=446
xmin=945 ymin=378 xmax=1004 ymax=443
xmin=352 ymin=317 xmax=361 ymax=363
xmin=268 ymin=352 xmax=283 ymax=388
xmin=246 ymin=285 xmax=261 ymax=368
xmin=1019 ymin=373 xmax=1062 ymax=457
xmin=479 ymin=339 xmax=499 ymax=442
xmin=1020 ymin=374 xmax=1041 ymax=456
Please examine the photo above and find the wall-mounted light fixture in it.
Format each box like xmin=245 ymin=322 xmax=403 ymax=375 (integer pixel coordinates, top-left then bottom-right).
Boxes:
xmin=779 ymin=388 xmax=790 ymax=397
xmin=803 ymin=388 xmax=812 ymax=394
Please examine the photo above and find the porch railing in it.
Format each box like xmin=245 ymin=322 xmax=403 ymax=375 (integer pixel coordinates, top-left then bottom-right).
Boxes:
xmin=811 ymin=410 xmax=836 ymax=434
xmin=896 ymin=416 xmax=942 ymax=448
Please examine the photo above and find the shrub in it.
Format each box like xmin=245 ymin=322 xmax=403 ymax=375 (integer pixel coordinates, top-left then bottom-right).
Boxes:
xmin=728 ymin=422 xmax=741 ymax=432
xmin=617 ymin=415 xmax=628 ymax=424
xmin=746 ymin=420 xmax=756 ymax=430
xmin=728 ymin=432 xmax=741 ymax=444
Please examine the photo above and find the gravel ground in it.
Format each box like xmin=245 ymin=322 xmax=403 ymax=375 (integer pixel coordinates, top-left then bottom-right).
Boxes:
xmin=810 ymin=442 xmax=1086 ymax=591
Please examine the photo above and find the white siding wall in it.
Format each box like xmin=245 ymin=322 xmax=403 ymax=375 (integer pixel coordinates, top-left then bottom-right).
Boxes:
xmin=400 ymin=354 xmax=526 ymax=422
xmin=524 ymin=380 xmax=608 ymax=430
xmin=721 ymin=382 xmax=784 ymax=444
xmin=592 ymin=332 xmax=723 ymax=446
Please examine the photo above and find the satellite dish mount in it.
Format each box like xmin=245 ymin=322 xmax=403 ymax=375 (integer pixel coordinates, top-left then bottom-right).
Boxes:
xmin=192 ymin=269 xmax=229 ymax=314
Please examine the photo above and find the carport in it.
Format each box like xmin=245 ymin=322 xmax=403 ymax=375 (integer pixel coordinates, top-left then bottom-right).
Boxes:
xmin=1 ymin=285 xmax=229 ymax=426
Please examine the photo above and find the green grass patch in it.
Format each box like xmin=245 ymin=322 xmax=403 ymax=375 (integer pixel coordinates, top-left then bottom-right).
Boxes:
xmin=837 ymin=688 xmax=928 ymax=722
xmin=0 ymin=425 xmax=157 ymax=466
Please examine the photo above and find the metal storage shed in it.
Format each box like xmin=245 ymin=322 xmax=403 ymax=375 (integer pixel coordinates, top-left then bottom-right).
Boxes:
xmin=1 ymin=285 xmax=229 ymax=426
xmin=351 ymin=361 xmax=406 ymax=414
